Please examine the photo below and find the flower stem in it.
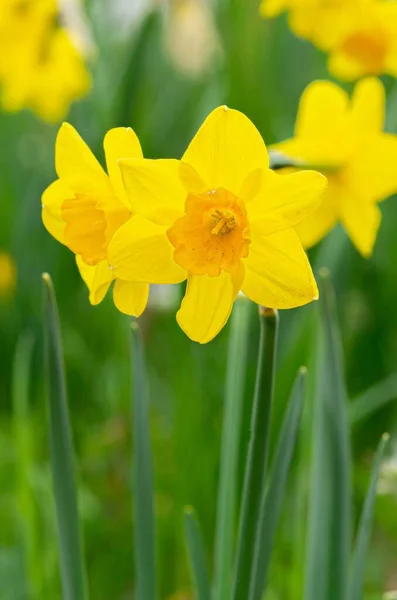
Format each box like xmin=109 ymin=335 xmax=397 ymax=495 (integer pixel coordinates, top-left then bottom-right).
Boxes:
xmin=231 ymin=306 xmax=279 ymax=600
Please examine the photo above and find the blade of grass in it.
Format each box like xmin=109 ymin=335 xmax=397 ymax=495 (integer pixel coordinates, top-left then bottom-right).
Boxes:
xmin=304 ymin=268 xmax=352 ymax=600
xmin=42 ymin=273 xmax=88 ymax=600
xmin=12 ymin=333 xmax=42 ymax=599
xmin=231 ymin=307 xmax=279 ymax=600
xmin=249 ymin=366 xmax=306 ymax=600
xmin=213 ymin=295 xmax=252 ymax=600
xmin=184 ymin=507 xmax=211 ymax=600
xmin=349 ymin=374 xmax=397 ymax=424
xmin=348 ymin=433 xmax=390 ymax=600
xmin=131 ymin=320 xmax=157 ymax=600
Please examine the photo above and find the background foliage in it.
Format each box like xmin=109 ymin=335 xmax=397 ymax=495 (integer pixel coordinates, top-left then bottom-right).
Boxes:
xmin=1 ymin=0 xmax=397 ymax=598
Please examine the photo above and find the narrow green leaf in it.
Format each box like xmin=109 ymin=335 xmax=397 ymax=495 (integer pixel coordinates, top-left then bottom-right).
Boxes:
xmin=184 ymin=507 xmax=211 ymax=600
xmin=213 ymin=296 xmax=252 ymax=600
xmin=42 ymin=273 xmax=88 ymax=600
xmin=304 ymin=268 xmax=352 ymax=600
xmin=349 ymin=374 xmax=397 ymax=424
xmin=348 ymin=433 xmax=390 ymax=600
xmin=12 ymin=334 xmax=42 ymax=599
xmin=249 ymin=367 xmax=306 ymax=600
xmin=231 ymin=307 xmax=279 ymax=600
xmin=131 ymin=320 xmax=157 ymax=600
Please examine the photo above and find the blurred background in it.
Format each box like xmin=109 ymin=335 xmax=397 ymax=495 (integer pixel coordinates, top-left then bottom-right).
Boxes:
xmin=1 ymin=0 xmax=397 ymax=598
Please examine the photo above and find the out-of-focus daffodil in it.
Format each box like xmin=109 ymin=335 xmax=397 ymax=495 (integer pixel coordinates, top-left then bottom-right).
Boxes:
xmin=260 ymin=0 xmax=397 ymax=80
xmin=273 ymin=78 xmax=397 ymax=256
xmin=42 ymin=124 xmax=149 ymax=316
xmin=0 ymin=251 xmax=17 ymax=298
xmin=326 ymin=1 xmax=397 ymax=80
xmin=108 ymin=106 xmax=326 ymax=343
xmin=0 ymin=0 xmax=91 ymax=122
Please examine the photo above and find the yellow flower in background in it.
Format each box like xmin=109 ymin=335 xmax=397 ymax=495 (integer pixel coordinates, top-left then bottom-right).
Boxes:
xmin=42 ymin=124 xmax=149 ymax=316
xmin=273 ymin=78 xmax=397 ymax=256
xmin=0 ymin=0 xmax=91 ymax=122
xmin=260 ymin=0 xmax=397 ymax=80
xmin=327 ymin=1 xmax=397 ymax=80
xmin=108 ymin=107 xmax=326 ymax=343
xmin=0 ymin=252 xmax=17 ymax=298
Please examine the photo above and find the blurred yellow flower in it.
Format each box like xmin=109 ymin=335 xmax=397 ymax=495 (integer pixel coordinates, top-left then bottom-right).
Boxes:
xmin=42 ymin=124 xmax=149 ymax=316
xmin=273 ymin=77 xmax=397 ymax=256
xmin=326 ymin=1 xmax=397 ymax=80
xmin=260 ymin=0 xmax=397 ymax=80
xmin=108 ymin=106 xmax=326 ymax=343
xmin=0 ymin=0 xmax=91 ymax=122
xmin=0 ymin=251 xmax=17 ymax=298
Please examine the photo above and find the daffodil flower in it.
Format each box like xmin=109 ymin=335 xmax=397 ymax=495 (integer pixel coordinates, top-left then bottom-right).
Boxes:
xmin=42 ymin=123 xmax=149 ymax=316
xmin=326 ymin=1 xmax=397 ymax=81
xmin=108 ymin=106 xmax=326 ymax=343
xmin=0 ymin=0 xmax=90 ymax=122
xmin=273 ymin=78 xmax=397 ymax=257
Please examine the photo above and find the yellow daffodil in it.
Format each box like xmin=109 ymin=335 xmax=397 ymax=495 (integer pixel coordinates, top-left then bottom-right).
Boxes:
xmin=260 ymin=0 xmax=363 ymax=50
xmin=326 ymin=1 xmax=397 ymax=80
xmin=42 ymin=123 xmax=149 ymax=316
xmin=273 ymin=77 xmax=397 ymax=256
xmin=108 ymin=106 xmax=326 ymax=343
xmin=0 ymin=0 xmax=90 ymax=121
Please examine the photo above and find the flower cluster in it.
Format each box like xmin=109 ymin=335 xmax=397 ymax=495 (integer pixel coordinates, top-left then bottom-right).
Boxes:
xmin=0 ymin=0 xmax=91 ymax=122
xmin=42 ymin=77 xmax=397 ymax=342
xmin=42 ymin=107 xmax=326 ymax=343
xmin=260 ymin=0 xmax=397 ymax=80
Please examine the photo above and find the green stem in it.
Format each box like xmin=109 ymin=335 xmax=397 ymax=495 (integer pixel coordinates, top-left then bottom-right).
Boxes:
xmin=131 ymin=320 xmax=157 ymax=600
xmin=231 ymin=306 xmax=279 ymax=600
xmin=213 ymin=296 xmax=252 ymax=600
xmin=42 ymin=273 xmax=88 ymax=600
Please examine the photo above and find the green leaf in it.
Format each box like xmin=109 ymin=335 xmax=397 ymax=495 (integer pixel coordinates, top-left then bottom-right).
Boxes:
xmin=304 ymin=269 xmax=352 ymax=600
xmin=131 ymin=320 xmax=157 ymax=600
xmin=231 ymin=307 xmax=279 ymax=600
xmin=213 ymin=296 xmax=252 ymax=600
xmin=184 ymin=507 xmax=211 ymax=600
xmin=12 ymin=333 xmax=42 ymax=599
xmin=249 ymin=367 xmax=306 ymax=600
xmin=42 ymin=273 xmax=88 ymax=600
xmin=349 ymin=374 xmax=397 ymax=424
xmin=348 ymin=433 xmax=390 ymax=600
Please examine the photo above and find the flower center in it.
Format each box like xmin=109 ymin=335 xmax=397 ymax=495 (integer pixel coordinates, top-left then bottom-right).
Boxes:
xmin=167 ymin=188 xmax=251 ymax=277
xmin=341 ymin=29 xmax=388 ymax=72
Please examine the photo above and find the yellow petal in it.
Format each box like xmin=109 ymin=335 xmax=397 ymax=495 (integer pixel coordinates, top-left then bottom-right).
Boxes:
xmin=56 ymin=123 xmax=113 ymax=196
xmin=347 ymin=134 xmax=397 ymax=203
xmin=340 ymin=195 xmax=381 ymax=257
xmin=247 ymin=169 xmax=327 ymax=226
xmin=260 ymin=0 xmax=287 ymax=18
xmin=118 ymin=158 xmax=186 ymax=226
xmin=104 ymin=127 xmax=143 ymax=207
xmin=42 ymin=179 xmax=72 ymax=244
xmin=182 ymin=106 xmax=269 ymax=195
xmin=350 ymin=77 xmax=385 ymax=134
xmin=295 ymin=81 xmax=349 ymax=140
xmin=177 ymin=267 xmax=243 ymax=343
xmin=113 ymin=280 xmax=149 ymax=317
xmin=76 ymin=256 xmax=112 ymax=305
xmin=294 ymin=184 xmax=338 ymax=250
xmin=242 ymin=227 xmax=318 ymax=308
xmin=108 ymin=215 xmax=186 ymax=284
xmin=327 ymin=50 xmax=367 ymax=82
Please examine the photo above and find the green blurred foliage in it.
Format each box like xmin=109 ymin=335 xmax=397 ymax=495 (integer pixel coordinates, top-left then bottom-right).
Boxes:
xmin=1 ymin=0 xmax=397 ymax=598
